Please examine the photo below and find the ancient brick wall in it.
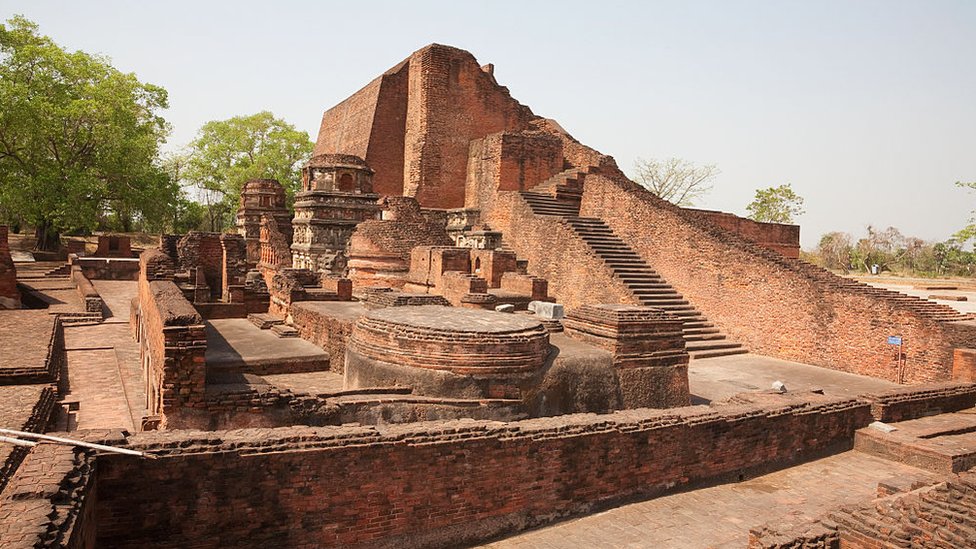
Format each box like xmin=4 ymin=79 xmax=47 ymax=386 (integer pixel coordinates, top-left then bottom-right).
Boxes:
xmin=484 ymin=192 xmax=637 ymax=308
xmin=0 ymin=225 xmax=20 ymax=309
xmin=828 ymin=472 xmax=976 ymax=548
xmin=346 ymin=202 xmax=454 ymax=289
xmin=137 ymin=250 xmax=207 ymax=428
xmin=74 ymin=257 xmax=141 ymax=281
xmin=314 ymin=61 xmax=409 ymax=198
xmin=689 ymin=209 xmax=801 ymax=258
xmin=289 ymin=302 xmax=358 ymax=373
xmin=464 ymin=131 xmax=563 ymax=210
xmin=71 ymin=265 xmax=104 ymax=315
xmin=0 ymin=444 xmax=96 ymax=549
xmin=92 ymin=395 xmax=870 ymax=548
xmin=860 ymin=381 xmax=976 ymax=422
xmin=404 ymin=45 xmax=535 ymax=208
xmin=177 ymin=232 xmax=224 ymax=298
xmin=93 ymin=234 xmax=132 ymax=258
xmin=579 ymin=174 xmax=976 ymax=382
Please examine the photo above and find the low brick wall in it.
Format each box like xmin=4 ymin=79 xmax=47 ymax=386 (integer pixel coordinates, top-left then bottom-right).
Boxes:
xmin=136 ymin=250 xmax=207 ymax=428
xmin=0 ymin=385 xmax=58 ymax=493
xmin=71 ymin=266 xmax=104 ymax=315
xmin=290 ymin=302 xmax=359 ymax=374
xmin=75 ymin=257 xmax=140 ymax=281
xmin=93 ymin=395 xmax=870 ymax=548
xmin=829 ymin=472 xmax=976 ymax=548
xmin=0 ymin=444 xmax=97 ymax=549
xmin=860 ymin=381 xmax=976 ymax=422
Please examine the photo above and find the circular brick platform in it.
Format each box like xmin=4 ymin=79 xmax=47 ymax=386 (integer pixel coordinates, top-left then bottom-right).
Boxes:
xmin=345 ymin=305 xmax=550 ymax=398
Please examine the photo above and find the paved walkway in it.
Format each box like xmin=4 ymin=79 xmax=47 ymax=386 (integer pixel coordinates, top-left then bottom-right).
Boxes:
xmin=61 ymin=281 xmax=144 ymax=432
xmin=689 ymin=353 xmax=897 ymax=404
xmin=481 ymin=451 xmax=937 ymax=549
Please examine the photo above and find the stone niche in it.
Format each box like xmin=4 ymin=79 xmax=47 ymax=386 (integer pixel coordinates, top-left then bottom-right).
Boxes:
xmin=563 ymin=304 xmax=690 ymax=408
xmin=291 ymin=154 xmax=381 ymax=273
xmin=345 ymin=305 xmax=550 ymax=399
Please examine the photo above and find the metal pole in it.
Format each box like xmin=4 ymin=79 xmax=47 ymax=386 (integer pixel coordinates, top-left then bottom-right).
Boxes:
xmin=0 ymin=428 xmax=155 ymax=459
xmin=0 ymin=435 xmax=37 ymax=447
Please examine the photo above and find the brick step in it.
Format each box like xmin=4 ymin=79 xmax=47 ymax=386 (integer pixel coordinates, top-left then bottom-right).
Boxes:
xmin=589 ymin=248 xmax=636 ymax=254
xmin=633 ymin=299 xmax=690 ymax=306
xmin=270 ymin=324 xmax=300 ymax=338
xmin=686 ymin=341 xmax=745 ymax=352
xmin=614 ymin=271 xmax=662 ymax=278
xmin=682 ymin=321 xmax=715 ymax=329
xmin=44 ymin=264 xmax=71 ymax=277
xmin=663 ymin=309 xmax=702 ymax=318
xmin=620 ymin=277 xmax=667 ymax=282
xmin=248 ymin=313 xmax=284 ymax=330
xmin=684 ymin=333 xmax=728 ymax=342
xmin=689 ymin=347 xmax=750 ymax=360
xmin=625 ymin=283 xmax=677 ymax=290
xmin=682 ymin=327 xmax=721 ymax=335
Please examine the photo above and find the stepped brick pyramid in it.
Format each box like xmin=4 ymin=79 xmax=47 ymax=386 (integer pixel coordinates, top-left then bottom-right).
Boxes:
xmin=313 ymin=43 xmax=976 ymax=382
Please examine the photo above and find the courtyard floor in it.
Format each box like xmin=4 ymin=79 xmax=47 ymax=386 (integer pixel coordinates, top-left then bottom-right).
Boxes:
xmin=688 ymin=352 xmax=897 ymax=404
xmin=479 ymin=450 xmax=937 ymax=549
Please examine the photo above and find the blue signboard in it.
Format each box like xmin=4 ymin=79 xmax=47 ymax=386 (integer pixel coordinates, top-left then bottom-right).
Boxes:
xmin=887 ymin=336 xmax=903 ymax=345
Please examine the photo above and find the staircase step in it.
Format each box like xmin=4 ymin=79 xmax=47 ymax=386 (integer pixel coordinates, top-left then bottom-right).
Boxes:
xmin=684 ymin=333 xmax=728 ymax=342
xmin=634 ymin=299 xmax=689 ymax=306
xmin=248 ymin=313 xmax=284 ymax=329
xmin=686 ymin=341 xmax=745 ymax=352
xmin=270 ymin=324 xmax=300 ymax=338
xmin=689 ymin=347 xmax=750 ymax=360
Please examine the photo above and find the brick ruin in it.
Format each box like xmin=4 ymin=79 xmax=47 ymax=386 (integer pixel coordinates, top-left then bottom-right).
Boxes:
xmin=3 ymin=44 xmax=976 ymax=548
xmin=0 ymin=226 xmax=20 ymax=309
xmin=236 ymin=178 xmax=292 ymax=263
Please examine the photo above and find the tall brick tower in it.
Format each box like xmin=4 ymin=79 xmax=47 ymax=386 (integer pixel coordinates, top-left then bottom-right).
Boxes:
xmin=290 ymin=154 xmax=381 ymax=272
xmin=236 ymin=179 xmax=292 ymax=264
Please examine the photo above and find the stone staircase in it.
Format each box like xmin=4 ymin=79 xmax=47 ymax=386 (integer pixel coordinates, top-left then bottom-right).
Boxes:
xmin=518 ymin=190 xmax=748 ymax=359
xmin=44 ymin=263 xmax=71 ymax=277
xmin=248 ymin=312 xmax=299 ymax=338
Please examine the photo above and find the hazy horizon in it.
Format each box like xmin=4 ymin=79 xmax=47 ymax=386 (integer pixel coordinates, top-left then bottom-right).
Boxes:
xmin=2 ymin=0 xmax=974 ymax=249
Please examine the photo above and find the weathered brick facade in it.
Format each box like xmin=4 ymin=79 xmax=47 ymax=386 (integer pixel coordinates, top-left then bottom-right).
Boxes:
xmin=314 ymin=44 xmax=536 ymax=208
xmin=135 ymin=249 xmax=207 ymax=428
xmin=92 ymin=394 xmax=869 ymax=548
xmin=577 ymin=174 xmax=976 ymax=382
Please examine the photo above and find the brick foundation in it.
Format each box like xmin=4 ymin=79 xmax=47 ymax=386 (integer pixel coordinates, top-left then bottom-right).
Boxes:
xmin=93 ymin=394 xmax=869 ymax=548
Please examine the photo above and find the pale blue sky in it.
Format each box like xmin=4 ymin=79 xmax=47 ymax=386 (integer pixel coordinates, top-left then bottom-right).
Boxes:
xmin=2 ymin=0 xmax=974 ymax=248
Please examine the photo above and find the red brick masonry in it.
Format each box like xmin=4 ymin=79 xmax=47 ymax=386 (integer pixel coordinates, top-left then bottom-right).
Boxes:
xmin=94 ymin=393 xmax=868 ymax=548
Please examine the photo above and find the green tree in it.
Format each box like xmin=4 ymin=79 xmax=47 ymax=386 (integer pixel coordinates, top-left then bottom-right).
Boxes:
xmin=0 ymin=16 xmax=174 ymax=250
xmin=954 ymin=181 xmax=976 ymax=244
xmin=746 ymin=184 xmax=805 ymax=224
xmin=179 ymin=111 xmax=313 ymax=231
xmin=632 ymin=157 xmax=719 ymax=207
xmin=816 ymin=231 xmax=853 ymax=271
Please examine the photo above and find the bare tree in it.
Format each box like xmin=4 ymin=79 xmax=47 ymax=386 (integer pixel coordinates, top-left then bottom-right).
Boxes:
xmin=632 ymin=157 xmax=719 ymax=207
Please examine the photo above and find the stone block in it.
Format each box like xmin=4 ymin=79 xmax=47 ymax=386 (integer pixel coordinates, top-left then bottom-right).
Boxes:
xmin=529 ymin=301 xmax=564 ymax=320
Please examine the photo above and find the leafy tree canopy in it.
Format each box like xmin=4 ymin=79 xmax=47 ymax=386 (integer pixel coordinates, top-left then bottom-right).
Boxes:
xmin=745 ymin=184 xmax=805 ymax=224
xmin=632 ymin=157 xmax=718 ymax=207
xmin=177 ymin=111 xmax=313 ymax=231
xmin=0 ymin=15 xmax=174 ymax=249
